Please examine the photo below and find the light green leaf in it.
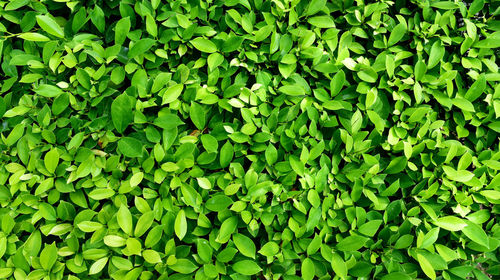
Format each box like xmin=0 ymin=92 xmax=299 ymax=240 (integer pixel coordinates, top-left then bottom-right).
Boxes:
xmin=434 ymin=216 xmax=468 ymax=231
xmin=302 ymin=258 xmax=315 ymax=280
xmin=388 ymin=23 xmax=406 ymax=46
xmin=336 ymin=235 xmax=368 ymax=252
xmin=117 ymin=204 xmax=133 ymax=235
xmin=89 ymin=257 xmax=108 ymax=275
xmin=233 ymin=233 xmax=256 ymax=259
xmin=233 ymin=260 xmax=262 ymax=275
xmin=279 ymin=85 xmax=306 ymax=96
xmin=175 ymin=210 xmax=187 ymax=240
xmin=44 ymin=149 xmax=59 ymax=174
xmin=417 ymin=254 xmax=436 ymax=280
xmin=331 ymin=252 xmax=347 ymax=280
xmin=115 ymin=17 xmax=131 ymax=45
xmin=118 ymin=137 xmax=143 ymax=158
xmin=36 ymin=15 xmax=64 ymax=38
xmin=162 ymin=84 xmax=183 ymax=104
xmin=191 ymin=37 xmax=218 ymax=53
xmin=34 ymin=84 xmax=63 ymax=98
xmin=128 ymin=38 xmax=156 ymax=58
xmin=40 ymin=243 xmax=57 ymax=271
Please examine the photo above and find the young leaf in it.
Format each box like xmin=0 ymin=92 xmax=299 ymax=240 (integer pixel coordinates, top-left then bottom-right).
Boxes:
xmin=118 ymin=137 xmax=143 ymax=158
xmin=36 ymin=15 xmax=64 ymax=38
xmin=191 ymin=37 xmax=218 ymax=53
xmin=233 ymin=260 xmax=262 ymax=275
xmin=44 ymin=148 xmax=59 ymax=174
xmin=233 ymin=233 xmax=256 ymax=258
xmin=115 ymin=17 xmax=131 ymax=45
xmin=175 ymin=210 xmax=187 ymax=240
xmin=111 ymin=94 xmax=133 ymax=134
xmin=388 ymin=23 xmax=406 ymax=46
xmin=190 ymin=102 xmax=206 ymax=129
xmin=117 ymin=204 xmax=133 ymax=235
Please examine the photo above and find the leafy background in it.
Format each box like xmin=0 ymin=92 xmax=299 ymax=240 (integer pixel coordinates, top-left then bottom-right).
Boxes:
xmin=0 ymin=0 xmax=499 ymax=279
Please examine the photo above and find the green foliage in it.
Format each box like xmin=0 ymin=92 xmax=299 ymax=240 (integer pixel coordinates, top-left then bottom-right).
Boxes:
xmin=0 ymin=0 xmax=499 ymax=280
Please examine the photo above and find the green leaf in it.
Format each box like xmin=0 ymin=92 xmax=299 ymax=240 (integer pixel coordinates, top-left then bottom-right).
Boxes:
xmin=464 ymin=74 xmax=486 ymax=102
xmin=415 ymin=60 xmax=427 ymax=81
xmin=128 ymin=38 xmax=156 ymax=58
xmin=480 ymin=190 xmax=500 ymax=201
xmin=351 ymin=109 xmax=362 ymax=134
xmin=170 ymin=259 xmax=198 ymax=274
xmin=206 ymin=195 xmax=233 ymax=212
xmin=134 ymin=211 xmax=155 ymax=237
xmin=222 ymin=35 xmax=244 ymax=52
xmin=154 ymin=114 xmax=184 ymax=130
xmin=278 ymin=85 xmax=306 ymax=96
xmin=462 ymin=221 xmax=489 ymax=248
xmin=302 ymin=258 xmax=315 ymax=280
xmin=265 ymin=144 xmax=278 ymax=165
xmin=358 ymin=220 xmax=382 ymax=237
xmin=259 ymin=242 xmax=279 ymax=257
xmin=388 ymin=23 xmax=406 ymax=46
xmin=76 ymin=68 xmax=91 ymax=89
xmin=434 ymin=216 xmax=468 ymax=231
xmin=442 ymin=166 xmax=474 ymax=182
xmin=357 ymin=68 xmax=378 ymax=83
xmin=468 ymin=0 xmax=485 ymax=17
xmin=427 ymin=41 xmax=444 ymax=69
xmin=452 ymin=98 xmax=475 ymax=112
xmin=196 ymin=177 xmax=212 ymax=190
xmin=34 ymin=84 xmax=63 ymax=98
xmin=306 ymin=0 xmax=327 ymax=16
xmin=419 ymin=227 xmax=440 ymax=248
xmin=191 ymin=37 xmax=218 ymax=53
xmin=254 ymin=25 xmax=274 ymax=42
xmin=115 ymin=17 xmax=130 ymax=45
xmin=331 ymin=70 xmax=345 ymax=97
xmin=382 ymin=272 xmax=412 ymax=280
xmin=145 ymin=14 xmax=157 ymax=37
xmin=417 ymin=253 xmax=436 ymax=280
xmin=77 ymin=221 xmax=103 ymax=232
xmin=44 ymin=148 xmax=59 ymax=174
xmin=216 ymin=216 xmax=237 ymax=243
xmin=118 ymin=137 xmax=143 ymax=158
xmin=5 ymin=0 xmax=30 ymax=10
xmin=40 ymin=243 xmax=57 ymax=271
xmin=111 ymin=94 xmax=133 ymax=134
xmin=233 ymin=260 xmax=262 ymax=275
xmin=308 ymin=16 xmax=335 ymax=28
xmin=18 ymin=33 xmax=50 ymax=42
xmin=117 ymin=204 xmax=133 ymax=235
xmin=474 ymin=32 xmax=500 ymax=48
xmin=336 ymin=235 xmax=368 ymax=251
xmin=5 ymin=124 xmax=24 ymax=147
xmin=331 ymin=252 xmax=348 ymax=280
xmin=220 ymin=141 xmax=234 ymax=168
xmin=143 ymin=249 xmax=162 ymax=264
xmin=89 ymin=257 xmax=108 ymax=275
xmin=201 ymin=134 xmax=218 ymax=153
xmin=106 ymin=232 xmax=127 ymax=244
xmin=88 ymin=188 xmax=115 ymax=200
xmin=162 ymin=84 xmax=184 ymax=104
xmin=190 ymin=102 xmax=206 ymax=129
xmin=36 ymin=15 xmax=64 ymax=38
xmin=175 ymin=210 xmax=187 ymax=240
xmin=385 ymin=156 xmax=407 ymax=174
xmin=233 ymin=233 xmax=256 ymax=258
xmin=90 ymin=6 xmax=105 ymax=33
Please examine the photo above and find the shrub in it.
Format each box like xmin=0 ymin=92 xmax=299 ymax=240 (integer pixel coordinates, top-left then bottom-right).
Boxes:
xmin=0 ymin=0 xmax=499 ymax=279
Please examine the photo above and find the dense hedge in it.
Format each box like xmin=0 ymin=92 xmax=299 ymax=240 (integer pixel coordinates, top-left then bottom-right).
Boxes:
xmin=0 ymin=0 xmax=499 ymax=279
